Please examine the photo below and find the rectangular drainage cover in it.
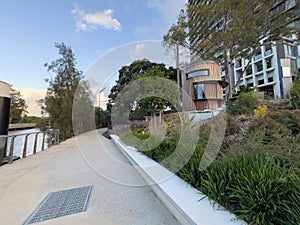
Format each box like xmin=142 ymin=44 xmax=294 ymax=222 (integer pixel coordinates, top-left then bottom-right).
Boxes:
xmin=23 ymin=185 xmax=93 ymax=225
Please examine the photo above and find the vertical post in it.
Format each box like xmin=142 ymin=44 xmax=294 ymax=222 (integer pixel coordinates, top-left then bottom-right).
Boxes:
xmin=98 ymin=88 xmax=105 ymax=129
xmin=48 ymin=130 xmax=52 ymax=148
xmin=8 ymin=136 xmax=15 ymax=164
xmin=22 ymin=134 xmax=29 ymax=158
xmin=54 ymin=130 xmax=57 ymax=145
xmin=33 ymin=133 xmax=39 ymax=154
xmin=41 ymin=132 xmax=46 ymax=151
xmin=56 ymin=130 xmax=59 ymax=144
xmin=176 ymin=45 xmax=180 ymax=89
xmin=0 ymin=82 xmax=12 ymax=163
xmin=225 ymin=48 xmax=233 ymax=100
xmin=175 ymin=45 xmax=182 ymax=109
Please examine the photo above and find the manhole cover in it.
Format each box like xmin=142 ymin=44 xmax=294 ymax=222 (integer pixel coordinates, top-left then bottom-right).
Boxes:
xmin=23 ymin=185 xmax=93 ymax=224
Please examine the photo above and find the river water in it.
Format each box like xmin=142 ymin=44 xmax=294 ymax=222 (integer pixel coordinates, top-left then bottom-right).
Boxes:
xmin=6 ymin=128 xmax=49 ymax=158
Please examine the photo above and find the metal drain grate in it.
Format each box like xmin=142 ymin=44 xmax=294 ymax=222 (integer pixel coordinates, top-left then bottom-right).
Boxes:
xmin=23 ymin=185 xmax=93 ymax=225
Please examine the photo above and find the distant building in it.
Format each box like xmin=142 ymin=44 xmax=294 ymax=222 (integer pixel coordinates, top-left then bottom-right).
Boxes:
xmin=181 ymin=60 xmax=223 ymax=111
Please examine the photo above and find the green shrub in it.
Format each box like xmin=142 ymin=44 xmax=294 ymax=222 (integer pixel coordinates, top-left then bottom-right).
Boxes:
xmin=200 ymin=154 xmax=300 ymax=225
xmin=241 ymin=116 xmax=300 ymax=168
xmin=267 ymin=110 xmax=300 ymax=136
xmin=177 ymin=145 xmax=205 ymax=188
xmin=226 ymin=92 xmax=258 ymax=115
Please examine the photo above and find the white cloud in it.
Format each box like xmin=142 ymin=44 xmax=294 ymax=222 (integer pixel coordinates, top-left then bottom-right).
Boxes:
xmin=130 ymin=43 xmax=146 ymax=57
xmin=16 ymin=88 xmax=46 ymax=117
xmin=71 ymin=4 xmax=121 ymax=32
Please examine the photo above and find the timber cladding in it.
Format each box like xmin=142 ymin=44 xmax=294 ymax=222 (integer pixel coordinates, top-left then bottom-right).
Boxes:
xmin=181 ymin=60 xmax=223 ymax=111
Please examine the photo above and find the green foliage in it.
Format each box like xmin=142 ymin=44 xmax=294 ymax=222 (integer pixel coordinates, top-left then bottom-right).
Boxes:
xmin=226 ymin=92 xmax=258 ymax=115
xmin=177 ymin=145 xmax=204 ymax=188
xmin=201 ymin=154 xmax=300 ymax=225
xmin=95 ymin=107 xmax=111 ymax=128
xmin=288 ymin=79 xmax=300 ymax=109
xmin=20 ymin=116 xmax=48 ymax=131
xmin=119 ymin=109 xmax=300 ymax=224
xmin=43 ymin=43 xmax=93 ymax=140
xmin=9 ymin=93 xmax=28 ymax=123
xmin=267 ymin=110 xmax=300 ymax=135
xmin=108 ymin=59 xmax=177 ymax=117
xmin=233 ymin=115 xmax=300 ymax=168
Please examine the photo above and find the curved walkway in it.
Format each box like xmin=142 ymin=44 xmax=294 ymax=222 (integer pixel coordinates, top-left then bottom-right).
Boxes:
xmin=0 ymin=130 xmax=180 ymax=225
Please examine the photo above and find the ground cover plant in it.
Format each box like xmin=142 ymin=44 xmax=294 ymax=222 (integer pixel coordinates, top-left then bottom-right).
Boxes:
xmin=119 ymin=107 xmax=300 ymax=225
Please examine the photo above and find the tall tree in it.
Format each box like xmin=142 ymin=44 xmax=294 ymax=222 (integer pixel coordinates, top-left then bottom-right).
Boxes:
xmin=164 ymin=0 xmax=299 ymax=98
xmin=43 ymin=43 xmax=92 ymax=140
xmin=9 ymin=92 xmax=28 ymax=123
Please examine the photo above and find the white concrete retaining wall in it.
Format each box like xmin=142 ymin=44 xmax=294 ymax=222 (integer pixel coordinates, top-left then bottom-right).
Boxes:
xmin=111 ymin=135 xmax=247 ymax=225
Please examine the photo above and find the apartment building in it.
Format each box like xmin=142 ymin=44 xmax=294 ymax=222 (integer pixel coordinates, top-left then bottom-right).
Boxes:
xmin=188 ymin=0 xmax=300 ymax=99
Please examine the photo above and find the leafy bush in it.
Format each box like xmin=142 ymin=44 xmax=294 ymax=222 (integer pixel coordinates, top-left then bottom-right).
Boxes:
xmin=232 ymin=115 xmax=300 ymax=168
xmin=288 ymin=78 xmax=300 ymax=109
xmin=226 ymin=92 xmax=258 ymax=115
xmin=200 ymin=154 xmax=300 ymax=225
xmin=267 ymin=110 xmax=300 ymax=135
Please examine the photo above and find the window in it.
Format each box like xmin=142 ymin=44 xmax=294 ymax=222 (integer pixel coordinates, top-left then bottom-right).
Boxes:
xmin=255 ymin=61 xmax=263 ymax=72
xmin=258 ymin=79 xmax=265 ymax=85
xmin=268 ymin=77 xmax=274 ymax=83
xmin=291 ymin=59 xmax=297 ymax=74
xmin=265 ymin=45 xmax=273 ymax=56
xmin=187 ymin=69 xmax=209 ymax=79
xmin=284 ymin=44 xmax=296 ymax=57
xmin=246 ymin=66 xmax=253 ymax=76
xmin=254 ymin=48 xmax=262 ymax=61
xmin=236 ymin=58 xmax=242 ymax=68
xmin=193 ymin=83 xmax=206 ymax=99
xmin=287 ymin=0 xmax=296 ymax=9
xmin=266 ymin=58 xmax=273 ymax=69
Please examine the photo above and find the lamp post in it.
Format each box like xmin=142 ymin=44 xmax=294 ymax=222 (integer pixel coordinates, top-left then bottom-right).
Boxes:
xmin=98 ymin=87 xmax=105 ymax=128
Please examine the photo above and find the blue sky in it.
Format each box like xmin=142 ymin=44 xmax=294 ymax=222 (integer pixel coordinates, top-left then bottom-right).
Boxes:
xmin=0 ymin=0 xmax=187 ymax=115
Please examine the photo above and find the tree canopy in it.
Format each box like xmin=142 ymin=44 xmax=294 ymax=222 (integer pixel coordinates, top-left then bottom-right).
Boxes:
xmin=43 ymin=43 xmax=93 ymax=140
xmin=108 ymin=59 xmax=178 ymax=117
xmin=164 ymin=0 xmax=299 ymax=96
xmin=9 ymin=92 xmax=27 ymax=123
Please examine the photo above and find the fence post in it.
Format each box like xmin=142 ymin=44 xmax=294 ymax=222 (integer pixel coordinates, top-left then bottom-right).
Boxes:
xmin=8 ymin=136 xmax=15 ymax=164
xmin=41 ymin=132 xmax=46 ymax=151
xmin=57 ymin=130 xmax=60 ymax=144
xmin=48 ymin=130 xmax=52 ymax=148
xmin=33 ymin=133 xmax=39 ymax=154
xmin=22 ymin=134 xmax=30 ymax=158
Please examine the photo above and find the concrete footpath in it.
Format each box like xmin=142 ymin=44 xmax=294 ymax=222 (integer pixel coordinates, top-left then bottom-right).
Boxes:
xmin=0 ymin=130 xmax=180 ymax=225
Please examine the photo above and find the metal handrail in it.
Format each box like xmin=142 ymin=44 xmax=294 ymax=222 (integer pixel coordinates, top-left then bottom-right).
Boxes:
xmin=0 ymin=129 xmax=60 ymax=164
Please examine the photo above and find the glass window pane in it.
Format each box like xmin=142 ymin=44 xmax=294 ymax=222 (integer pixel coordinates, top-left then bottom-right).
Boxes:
xmin=187 ymin=69 xmax=209 ymax=79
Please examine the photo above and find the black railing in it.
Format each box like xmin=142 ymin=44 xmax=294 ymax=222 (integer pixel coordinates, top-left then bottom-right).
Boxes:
xmin=0 ymin=129 xmax=60 ymax=165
